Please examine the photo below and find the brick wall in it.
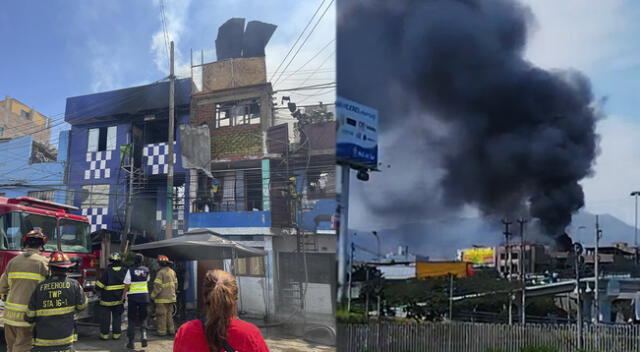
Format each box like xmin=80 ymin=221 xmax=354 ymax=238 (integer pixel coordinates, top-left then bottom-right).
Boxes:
xmin=211 ymin=124 xmax=262 ymax=159
xmin=201 ymin=57 xmax=267 ymax=92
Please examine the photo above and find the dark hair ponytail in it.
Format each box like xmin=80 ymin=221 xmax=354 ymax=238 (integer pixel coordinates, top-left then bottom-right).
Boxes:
xmin=203 ymin=270 xmax=238 ymax=351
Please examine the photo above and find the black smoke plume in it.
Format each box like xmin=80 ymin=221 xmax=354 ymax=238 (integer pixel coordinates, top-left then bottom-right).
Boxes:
xmin=338 ymin=0 xmax=600 ymax=238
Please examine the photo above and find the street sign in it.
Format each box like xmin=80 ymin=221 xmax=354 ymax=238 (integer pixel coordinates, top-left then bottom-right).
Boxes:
xmin=336 ymin=97 xmax=378 ymax=170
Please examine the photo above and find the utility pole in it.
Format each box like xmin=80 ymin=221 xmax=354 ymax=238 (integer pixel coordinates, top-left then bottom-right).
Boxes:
xmin=518 ymin=218 xmax=527 ymax=325
xmin=347 ymin=241 xmax=355 ymax=312
xmin=448 ymin=273 xmax=454 ymax=321
xmin=632 ymin=191 xmax=640 ymax=266
xmin=123 ymin=139 xmax=135 ymax=252
xmin=574 ymin=242 xmax=583 ymax=350
xmin=166 ymin=41 xmax=175 ymax=240
xmin=594 ymin=215 xmax=602 ymax=324
xmin=338 ymin=165 xmax=350 ymax=302
xmin=502 ymin=218 xmax=513 ymax=325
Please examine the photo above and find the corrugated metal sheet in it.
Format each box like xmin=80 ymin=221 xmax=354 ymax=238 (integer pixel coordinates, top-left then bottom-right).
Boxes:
xmin=215 ymin=18 xmax=277 ymax=60
xmin=242 ymin=21 xmax=277 ymax=57
xmin=267 ymin=123 xmax=289 ymax=154
xmin=215 ymin=18 xmax=245 ymax=60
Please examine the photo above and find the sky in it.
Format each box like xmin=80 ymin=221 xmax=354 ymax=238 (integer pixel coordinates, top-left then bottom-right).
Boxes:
xmin=0 ymin=0 xmax=335 ymax=145
xmin=348 ymin=0 xmax=640 ymax=235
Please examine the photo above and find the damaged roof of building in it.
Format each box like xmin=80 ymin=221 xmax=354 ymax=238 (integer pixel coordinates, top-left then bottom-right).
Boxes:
xmin=215 ymin=18 xmax=277 ymax=60
xmin=64 ymin=78 xmax=192 ymax=124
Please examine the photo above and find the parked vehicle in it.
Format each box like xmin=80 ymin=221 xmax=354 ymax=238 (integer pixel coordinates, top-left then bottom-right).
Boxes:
xmin=0 ymin=196 xmax=99 ymax=325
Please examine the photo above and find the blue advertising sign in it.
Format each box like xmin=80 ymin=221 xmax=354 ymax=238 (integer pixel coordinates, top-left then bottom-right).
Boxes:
xmin=336 ymin=97 xmax=378 ymax=169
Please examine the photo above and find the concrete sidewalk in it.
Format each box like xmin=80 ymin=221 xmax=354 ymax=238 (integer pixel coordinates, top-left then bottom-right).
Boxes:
xmin=68 ymin=323 xmax=336 ymax=352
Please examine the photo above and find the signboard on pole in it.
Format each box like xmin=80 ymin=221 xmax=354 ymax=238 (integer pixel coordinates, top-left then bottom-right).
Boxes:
xmin=336 ymin=97 xmax=378 ymax=169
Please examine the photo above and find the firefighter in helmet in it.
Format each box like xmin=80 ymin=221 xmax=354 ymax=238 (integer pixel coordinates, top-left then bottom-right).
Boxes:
xmin=0 ymin=229 xmax=50 ymax=352
xmin=151 ymin=254 xmax=178 ymax=336
xmin=96 ymin=252 xmax=127 ymax=340
xmin=26 ymin=251 xmax=87 ymax=351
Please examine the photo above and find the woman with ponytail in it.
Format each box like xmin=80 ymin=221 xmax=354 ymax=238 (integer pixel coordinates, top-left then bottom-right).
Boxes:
xmin=173 ymin=270 xmax=269 ymax=352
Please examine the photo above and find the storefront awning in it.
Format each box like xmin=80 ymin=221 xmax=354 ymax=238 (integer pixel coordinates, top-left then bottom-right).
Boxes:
xmin=130 ymin=228 xmax=265 ymax=260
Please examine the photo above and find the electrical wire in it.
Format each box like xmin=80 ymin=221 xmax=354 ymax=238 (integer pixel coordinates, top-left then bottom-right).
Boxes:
xmin=276 ymin=39 xmax=335 ymax=85
xmin=269 ymin=0 xmax=329 ymax=83
xmin=159 ymin=0 xmax=171 ymax=61
xmin=272 ymin=0 xmax=335 ymax=87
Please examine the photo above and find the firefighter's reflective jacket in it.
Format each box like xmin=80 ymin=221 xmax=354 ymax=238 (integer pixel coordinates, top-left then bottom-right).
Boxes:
xmin=26 ymin=275 xmax=87 ymax=349
xmin=151 ymin=266 xmax=178 ymax=303
xmin=96 ymin=264 xmax=126 ymax=306
xmin=0 ymin=249 xmax=49 ymax=327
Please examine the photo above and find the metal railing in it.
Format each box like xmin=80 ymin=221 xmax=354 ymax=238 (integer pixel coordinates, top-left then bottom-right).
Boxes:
xmin=337 ymin=321 xmax=640 ymax=352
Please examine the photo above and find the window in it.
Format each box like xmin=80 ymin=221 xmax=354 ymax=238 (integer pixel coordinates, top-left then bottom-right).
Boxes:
xmin=87 ymin=126 xmax=117 ymax=152
xmin=0 ymin=126 xmax=4 ymax=137
xmin=234 ymin=256 xmax=265 ymax=276
xmin=20 ymin=109 xmax=31 ymax=119
xmin=28 ymin=190 xmax=55 ymax=201
xmin=0 ymin=212 xmax=56 ymax=250
xmin=203 ymin=170 xmax=263 ymax=212
xmin=214 ymin=99 xmax=261 ymax=128
xmin=80 ymin=184 xmax=110 ymax=208
xmin=45 ymin=219 xmax=91 ymax=254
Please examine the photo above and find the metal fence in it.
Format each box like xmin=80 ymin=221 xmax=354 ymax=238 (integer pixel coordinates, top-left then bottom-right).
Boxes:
xmin=337 ymin=322 xmax=640 ymax=352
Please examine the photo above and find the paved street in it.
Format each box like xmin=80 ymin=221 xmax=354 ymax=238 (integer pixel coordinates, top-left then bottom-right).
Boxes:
xmin=0 ymin=323 xmax=336 ymax=352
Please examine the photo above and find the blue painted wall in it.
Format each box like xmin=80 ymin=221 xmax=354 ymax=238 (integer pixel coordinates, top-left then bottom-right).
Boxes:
xmin=301 ymin=198 xmax=335 ymax=232
xmin=291 ymin=169 xmax=336 ymax=233
xmin=64 ymin=81 xmax=191 ymax=235
xmin=0 ymin=132 xmax=68 ymax=204
xmin=189 ymin=211 xmax=271 ymax=228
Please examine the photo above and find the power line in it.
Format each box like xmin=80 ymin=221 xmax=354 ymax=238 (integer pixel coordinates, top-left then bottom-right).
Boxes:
xmin=276 ymin=39 xmax=335 ymax=85
xmin=159 ymin=0 xmax=171 ymax=61
xmin=273 ymin=82 xmax=335 ymax=93
xmin=269 ymin=0 xmax=329 ymax=82
xmin=272 ymin=0 xmax=335 ymax=87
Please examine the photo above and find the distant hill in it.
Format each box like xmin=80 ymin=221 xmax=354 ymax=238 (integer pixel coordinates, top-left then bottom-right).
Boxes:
xmin=350 ymin=211 xmax=636 ymax=261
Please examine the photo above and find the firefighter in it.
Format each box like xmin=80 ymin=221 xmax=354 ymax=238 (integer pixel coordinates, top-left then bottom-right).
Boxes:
xmin=122 ymin=253 xmax=150 ymax=349
xmin=151 ymin=254 xmax=177 ymax=336
xmin=95 ymin=252 xmax=126 ymax=340
xmin=26 ymin=251 xmax=87 ymax=351
xmin=0 ymin=229 xmax=49 ymax=352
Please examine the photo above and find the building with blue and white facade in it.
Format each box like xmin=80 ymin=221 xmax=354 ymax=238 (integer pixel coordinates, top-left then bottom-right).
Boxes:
xmin=64 ymin=79 xmax=191 ymax=235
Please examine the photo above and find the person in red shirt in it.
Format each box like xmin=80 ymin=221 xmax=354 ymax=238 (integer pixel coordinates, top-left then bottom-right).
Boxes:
xmin=173 ymin=270 xmax=269 ymax=352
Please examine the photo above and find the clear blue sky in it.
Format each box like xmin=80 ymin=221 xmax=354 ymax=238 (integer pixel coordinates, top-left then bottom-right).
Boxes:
xmin=0 ymin=0 xmax=335 ymax=137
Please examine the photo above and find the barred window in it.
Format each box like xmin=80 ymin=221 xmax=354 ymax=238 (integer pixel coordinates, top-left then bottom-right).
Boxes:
xmin=79 ymin=184 xmax=110 ymax=208
xmin=214 ymin=99 xmax=261 ymax=128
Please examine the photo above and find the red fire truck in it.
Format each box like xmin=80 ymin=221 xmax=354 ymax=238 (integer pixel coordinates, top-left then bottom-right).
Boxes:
xmin=0 ymin=196 xmax=99 ymax=324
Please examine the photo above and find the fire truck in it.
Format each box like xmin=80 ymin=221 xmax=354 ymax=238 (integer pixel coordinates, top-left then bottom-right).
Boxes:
xmin=0 ymin=196 xmax=99 ymax=325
